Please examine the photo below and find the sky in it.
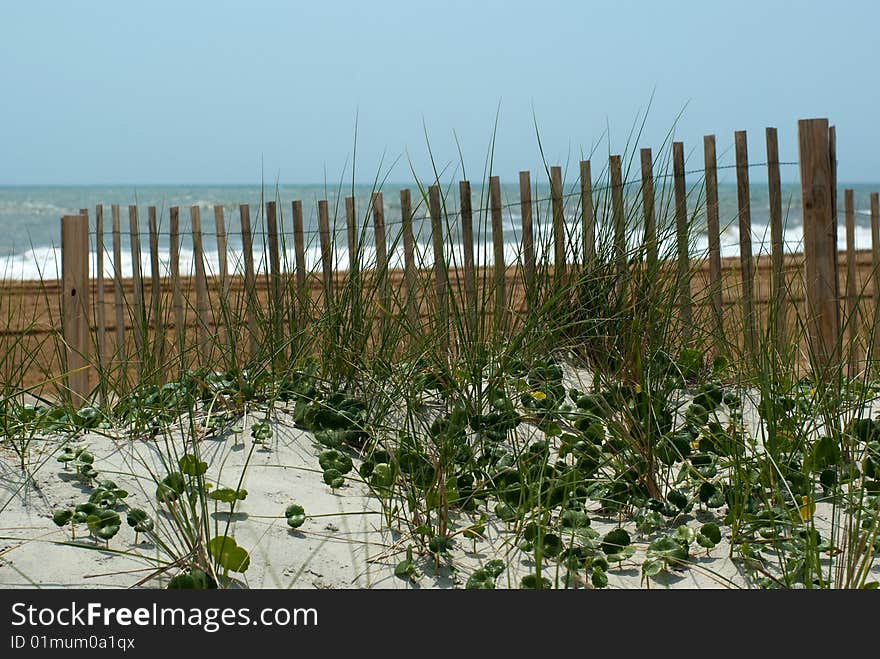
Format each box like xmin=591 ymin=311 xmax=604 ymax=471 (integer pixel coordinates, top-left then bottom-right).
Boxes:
xmin=1 ymin=0 xmax=878 ymax=185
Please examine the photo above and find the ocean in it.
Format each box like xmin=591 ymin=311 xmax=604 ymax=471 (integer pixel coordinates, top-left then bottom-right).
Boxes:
xmin=0 ymin=182 xmax=878 ymax=281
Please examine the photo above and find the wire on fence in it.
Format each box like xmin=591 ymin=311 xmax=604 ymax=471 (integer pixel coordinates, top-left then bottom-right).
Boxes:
xmin=84 ymin=159 xmax=806 ymax=240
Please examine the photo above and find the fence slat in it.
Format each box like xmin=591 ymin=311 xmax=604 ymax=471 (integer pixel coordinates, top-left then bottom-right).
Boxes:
xmin=640 ymin=149 xmax=657 ymax=272
xmin=734 ymin=132 xmax=756 ymax=356
xmin=798 ymin=118 xmax=840 ymax=370
xmin=169 ymin=206 xmax=185 ymax=361
xmin=111 ymin=204 xmax=125 ymax=360
xmin=148 ymin=206 xmax=164 ymax=368
xmin=292 ymin=200 xmax=308 ymax=328
xmin=400 ymin=189 xmax=417 ymax=327
xmin=190 ymin=205 xmax=210 ymax=364
xmin=871 ymin=192 xmax=880 ymax=364
xmin=703 ymin=135 xmax=723 ymax=338
xmin=346 ymin=196 xmax=358 ymax=275
xmin=609 ymin=155 xmax=626 ymax=273
xmin=371 ymin=191 xmax=389 ymax=312
xmin=317 ymin=199 xmax=333 ymax=310
xmin=128 ymin=205 xmax=145 ymax=355
xmin=265 ymin=201 xmax=282 ymax=355
xmin=214 ymin=205 xmax=231 ymax=353
xmin=845 ymin=189 xmax=859 ymax=375
xmin=766 ymin=127 xmax=787 ymax=353
xmin=579 ymin=160 xmax=594 ymax=269
xmin=61 ymin=214 xmax=90 ymax=404
xmin=490 ymin=176 xmax=506 ymax=330
xmin=459 ymin=181 xmax=477 ymax=326
xmin=428 ymin=185 xmax=447 ymax=347
xmin=519 ymin=171 xmax=536 ymax=311
xmin=672 ymin=142 xmax=693 ymax=338
xmin=550 ymin=166 xmax=566 ymax=275
xmin=95 ymin=205 xmax=106 ymax=379
xmin=238 ymin=204 xmax=259 ymax=359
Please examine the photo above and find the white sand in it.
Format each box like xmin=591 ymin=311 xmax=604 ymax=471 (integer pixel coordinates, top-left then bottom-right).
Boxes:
xmin=1 ymin=375 xmax=876 ymax=589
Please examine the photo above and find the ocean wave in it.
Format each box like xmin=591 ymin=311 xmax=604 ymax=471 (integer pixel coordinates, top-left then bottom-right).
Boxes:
xmin=1 ymin=221 xmax=877 ymax=282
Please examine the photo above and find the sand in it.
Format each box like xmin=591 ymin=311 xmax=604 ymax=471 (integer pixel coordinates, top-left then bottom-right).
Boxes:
xmin=4 ymin=363 xmax=859 ymax=592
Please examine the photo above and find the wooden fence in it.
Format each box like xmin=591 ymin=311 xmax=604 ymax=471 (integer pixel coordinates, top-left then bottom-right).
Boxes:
xmin=19 ymin=119 xmax=880 ymax=402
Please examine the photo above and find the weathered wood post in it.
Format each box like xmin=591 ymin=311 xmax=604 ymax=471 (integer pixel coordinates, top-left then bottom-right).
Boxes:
xmin=61 ymin=214 xmax=90 ymax=404
xmin=798 ymin=118 xmax=840 ymax=372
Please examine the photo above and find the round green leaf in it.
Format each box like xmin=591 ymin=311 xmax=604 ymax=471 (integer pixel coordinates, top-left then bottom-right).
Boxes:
xmin=72 ymin=503 xmax=98 ymax=524
xmin=494 ymin=502 xmax=517 ymax=522
xmin=323 ymin=468 xmax=344 ymax=488
xmin=285 ymin=504 xmax=306 ymax=528
xmin=466 ymin=568 xmax=495 ymax=589
xmin=484 ymin=559 xmax=506 ymax=578
xmin=178 ymin=454 xmax=208 ymax=476
xmin=87 ymin=509 xmax=121 ymax=541
xmin=207 ymin=535 xmax=250 ymax=573
xmin=318 ymin=449 xmax=353 ymax=475
xmin=600 ymin=528 xmax=631 ymax=555
xmin=210 ymin=488 xmax=248 ymax=504
xmin=168 ymin=569 xmax=217 ymax=590
xmin=126 ymin=508 xmax=154 ymax=533
xmin=642 ymin=557 xmax=663 ymax=577
xmin=520 ymin=574 xmax=552 ymax=589
xmin=560 ymin=509 xmax=590 ymax=529
xmin=700 ymin=522 xmax=722 ymax=545
xmin=370 ymin=462 xmax=395 ymax=488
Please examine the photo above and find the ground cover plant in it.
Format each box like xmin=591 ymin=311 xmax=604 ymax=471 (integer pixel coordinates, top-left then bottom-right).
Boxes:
xmin=1 ymin=123 xmax=879 ymax=589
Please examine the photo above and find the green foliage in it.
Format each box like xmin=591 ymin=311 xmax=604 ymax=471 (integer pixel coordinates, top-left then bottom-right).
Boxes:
xmin=207 ymin=535 xmax=250 ymax=574
xmin=284 ymin=504 xmax=306 ymax=529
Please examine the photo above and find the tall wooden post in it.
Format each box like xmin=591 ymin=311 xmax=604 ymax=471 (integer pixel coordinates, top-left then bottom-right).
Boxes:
xmin=735 ymin=132 xmax=756 ymax=358
xmin=703 ymin=135 xmax=724 ymax=341
xmin=798 ymin=118 xmax=840 ymax=371
xmin=61 ymin=214 xmax=90 ymax=404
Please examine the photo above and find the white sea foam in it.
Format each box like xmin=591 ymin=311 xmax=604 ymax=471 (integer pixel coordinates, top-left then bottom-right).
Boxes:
xmin=1 ymin=219 xmax=876 ymax=282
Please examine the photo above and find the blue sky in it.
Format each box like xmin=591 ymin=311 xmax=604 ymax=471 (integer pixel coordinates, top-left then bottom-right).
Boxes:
xmin=1 ymin=0 xmax=878 ymax=184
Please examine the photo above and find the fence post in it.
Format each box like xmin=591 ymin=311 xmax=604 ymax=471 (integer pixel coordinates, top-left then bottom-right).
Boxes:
xmin=844 ymin=189 xmax=859 ymax=376
xmin=640 ymin=149 xmax=657 ymax=273
xmin=238 ymin=204 xmax=258 ymax=360
xmin=148 ymin=206 xmax=164 ymax=371
xmin=265 ymin=201 xmax=282 ymax=359
xmin=291 ymin=200 xmax=308 ymax=329
xmin=190 ymin=205 xmax=210 ymax=365
xmin=550 ymin=166 xmax=566 ymax=276
xmin=519 ymin=171 xmax=536 ymax=311
xmin=346 ymin=196 xmax=358 ymax=275
xmin=871 ymin=192 xmax=880 ymax=367
xmin=672 ymin=142 xmax=693 ymax=341
xmin=214 ymin=205 xmax=231 ymax=354
xmin=703 ymin=135 xmax=724 ymax=343
xmin=111 ymin=204 xmax=125 ymax=362
xmin=579 ymin=161 xmax=594 ymax=269
xmin=459 ymin=181 xmax=477 ymax=329
xmin=428 ymin=185 xmax=448 ymax=350
xmin=489 ymin=176 xmax=506 ymax=332
xmin=734 ymin=132 xmax=756 ymax=358
xmin=609 ymin=155 xmax=626 ymax=274
xmin=765 ymin=128 xmax=787 ymax=356
xmin=371 ymin=191 xmax=389 ymax=313
xmin=798 ymin=118 xmax=840 ymax=372
xmin=94 ymin=205 xmax=106 ymax=391
xmin=317 ymin=199 xmax=334 ymax=312
xmin=128 ymin=205 xmax=145 ymax=356
xmin=169 ymin=206 xmax=186 ymax=363
xmin=400 ymin=189 xmax=418 ymax=328
xmin=61 ymin=214 xmax=90 ymax=404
